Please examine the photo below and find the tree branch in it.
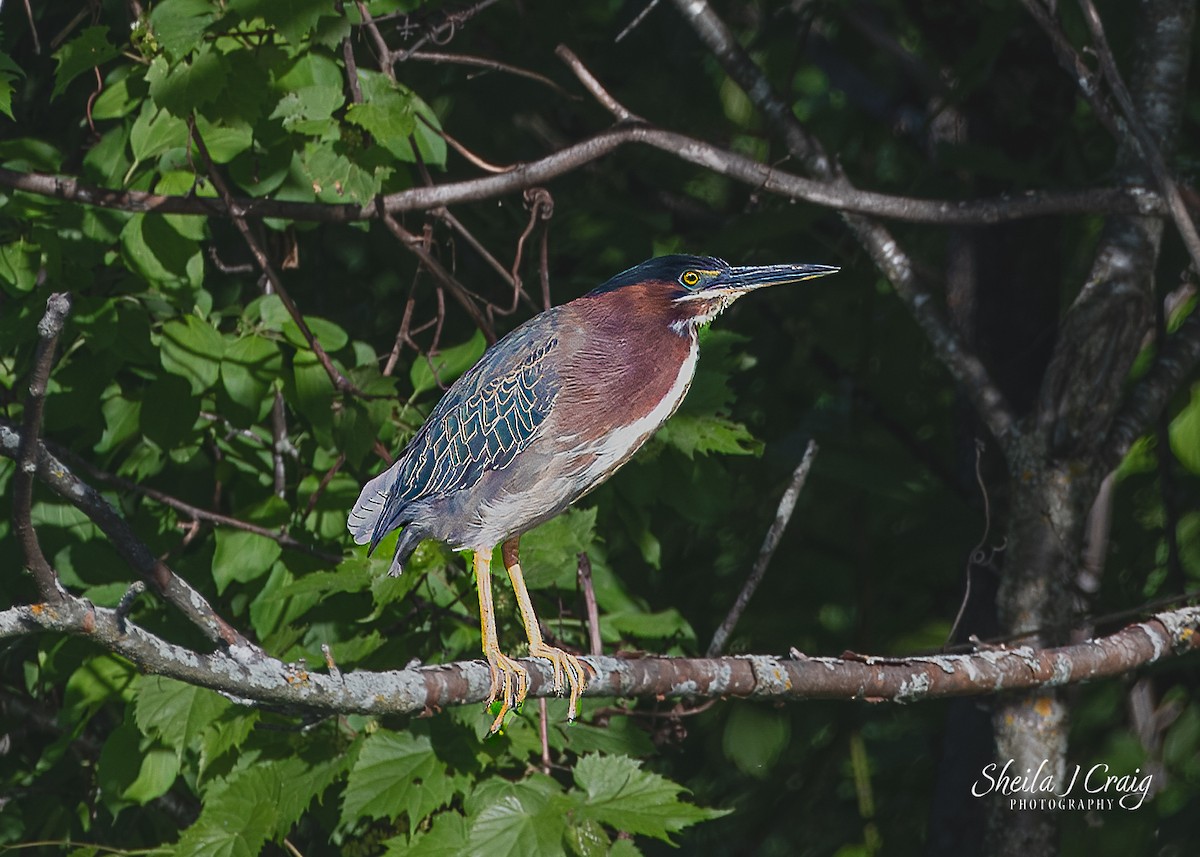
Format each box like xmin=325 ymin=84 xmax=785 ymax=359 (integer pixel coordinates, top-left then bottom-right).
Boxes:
xmin=12 ymin=293 xmax=72 ymax=605
xmin=0 ymin=420 xmax=255 ymax=650
xmin=2 ymin=596 xmax=1196 ymax=718
xmin=0 ymin=141 xmax=1166 ymax=228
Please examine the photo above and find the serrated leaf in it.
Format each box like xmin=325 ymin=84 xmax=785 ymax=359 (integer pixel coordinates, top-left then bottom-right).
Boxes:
xmin=721 ymin=702 xmax=791 ymax=778
xmin=95 ymin=392 xmax=141 ymax=454
xmin=176 ymin=756 xmax=346 ymax=857
xmin=573 ymin=754 xmax=727 ymax=842
xmin=410 ymin=330 xmax=487 ymax=396
xmin=147 ymin=46 xmax=228 ymax=116
xmin=135 ymin=675 xmax=230 ymax=755
xmin=342 ymin=731 xmax=453 ymax=834
xmin=0 ymin=50 xmax=24 ymax=120
xmin=212 ymin=528 xmax=283 ymax=592
xmin=300 ymin=142 xmax=391 ymax=204
xmin=130 ymin=99 xmax=189 ymax=162
xmin=199 ymin=710 xmax=259 ymax=777
xmin=466 ymin=778 xmax=569 ymax=857
xmin=53 ymin=26 xmax=119 ymax=99
xmin=230 ymin=0 xmax=338 ymax=45
xmin=349 ymin=70 xmax=445 ymax=165
xmin=655 ymin=414 xmax=762 ymax=459
xmin=161 ymin=315 xmax=226 ymax=394
xmin=520 ymin=508 xmax=597 ymax=589
xmin=269 ymin=84 xmax=344 ymax=135
xmin=391 ymin=811 xmax=469 ymax=857
xmin=149 ymin=0 xmax=218 ymax=61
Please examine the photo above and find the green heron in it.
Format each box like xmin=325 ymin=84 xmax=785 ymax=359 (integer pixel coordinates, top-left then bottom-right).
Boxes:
xmin=348 ymin=255 xmax=838 ymax=730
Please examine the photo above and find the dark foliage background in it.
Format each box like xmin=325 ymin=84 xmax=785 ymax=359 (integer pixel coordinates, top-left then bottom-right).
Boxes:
xmin=1 ymin=1 xmax=1198 ymax=855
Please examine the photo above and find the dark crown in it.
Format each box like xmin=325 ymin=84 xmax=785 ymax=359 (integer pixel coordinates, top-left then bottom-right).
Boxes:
xmin=587 ymin=255 xmax=730 ymax=296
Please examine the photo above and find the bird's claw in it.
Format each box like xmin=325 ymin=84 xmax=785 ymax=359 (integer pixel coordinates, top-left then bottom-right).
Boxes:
xmin=484 ymin=649 xmax=529 ymax=732
xmin=530 ymin=643 xmax=588 ymax=722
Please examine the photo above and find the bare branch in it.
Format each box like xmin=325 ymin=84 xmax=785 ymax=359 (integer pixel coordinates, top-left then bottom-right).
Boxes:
xmin=13 ymin=293 xmax=72 ymax=604
xmin=707 ymin=441 xmax=817 ymax=657
xmin=0 ymin=142 xmax=1167 ymax=228
xmin=0 ymin=420 xmax=256 ymax=650
xmin=189 ymin=121 xmax=363 ymax=397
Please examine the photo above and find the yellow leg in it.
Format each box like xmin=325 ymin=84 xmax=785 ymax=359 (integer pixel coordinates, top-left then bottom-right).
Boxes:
xmin=475 ymin=547 xmax=528 ymax=732
xmin=502 ymin=537 xmax=588 ymax=721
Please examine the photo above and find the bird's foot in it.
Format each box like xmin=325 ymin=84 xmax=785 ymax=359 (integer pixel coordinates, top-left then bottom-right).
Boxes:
xmin=529 ymin=643 xmax=588 ymax=722
xmin=483 ymin=649 xmax=529 ymax=732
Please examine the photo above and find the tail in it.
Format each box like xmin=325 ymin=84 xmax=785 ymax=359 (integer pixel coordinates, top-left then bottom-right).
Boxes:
xmin=347 ymin=463 xmax=426 ymax=577
xmin=347 ymin=466 xmax=398 ymax=547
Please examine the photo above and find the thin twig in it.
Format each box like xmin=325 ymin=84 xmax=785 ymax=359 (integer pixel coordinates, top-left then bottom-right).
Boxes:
xmin=555 ymin=45 xmax=644 ymax=123
xmin=13 ymin=294 xmax=73 ymax=604
xmin=271 ymin=392 xmax=289 ymax=499
xmin=189 ymin=119 xmax=362 ymax=396
xmin=707 ymin=441 xmax=818 ymax=657
xmin=380 ymin=213 xmax=497 ymax=342
xmin=946 ymin=440 xmax=993 ymax=646
xmin=407 ymin=51 xmax=573 ymax=97
xmin=577 ymin=553 xmax=603 ymax=657
xmin=616 ymin=0 xmax=663 ymax=43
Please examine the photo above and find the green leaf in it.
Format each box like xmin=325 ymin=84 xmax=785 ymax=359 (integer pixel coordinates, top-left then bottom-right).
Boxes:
xmin=655 ymin=414 xmax=763 ymax=459
xmin=160 ymin=314 xmax=225 ymax=393
xmin=410 ymin=330 xmax=487 ymax=396
xmin=95 ymin=392 xmax=141 ymax=454
xmin=0 ymin=50 xmax=24 ymax=119
xmin=147 ymin=46 xmax=228 ymax=116
xmin=140 ymin=373 xmax=200 ymax=449
xmin=92 ymin=69 xmax=148 ymax=120
xmin=0 ymin=238 xmax=39 ymax=294
xmin=348 ymin=70 xmax=446 ymax=165
xmin=53 ymin=26 xmax=120 ymax=99
xmin=212 ymin=529 xmax=283 ymax=592
xmin=149 ymin=0 xmax=218 ymax=61
xmin=394 ymin=811 xmax=469 ymax=857
xmin=1169 ymin=384 xmax=1200 ymax=475
xmin=300 ymin=142 xmax=392 ymax=204
xmin=62 ymin=655 xmax=137 ymax=726
xmin=342 ymin=731 xmax=454 ymax=834
xmin=130 ymin=99 xmax=190 ymax=163
xmin=466 ymin=777 xmax=569 ymax=857
xmin=605 ymin=609 xmax=694 ymax=641
xmin=123 ymin=744 xmax=181 ymax=803
xmin=721 ymin=702 xmax=791 ymax=778
xmin=221 ymin=333 xmax=283 ymax=410
xmin=520 ymin=508 xmax=597 ymax=589
xmin=269 ymin=84 xmax=344 ymax=135
xmin=281 ymin=314 xmax=349 ymax=352
xmin=573 ymin=754 xmax=727 ymax=842
xmin=121 ymin=212 xmax=204 ymax=289
xmin=229 ymin=0 xmax=339 ymax=46
xmin=135 ymin=676 xmax=230 ymax=755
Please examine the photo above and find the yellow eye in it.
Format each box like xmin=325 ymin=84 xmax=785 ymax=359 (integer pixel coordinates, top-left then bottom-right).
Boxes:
xmin=680 ymin=270 xmax=701 ymax=287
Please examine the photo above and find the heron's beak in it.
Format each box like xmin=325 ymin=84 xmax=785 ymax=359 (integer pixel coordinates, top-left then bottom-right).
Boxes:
xmin=718 ymin=263 xmax=840 ymax=293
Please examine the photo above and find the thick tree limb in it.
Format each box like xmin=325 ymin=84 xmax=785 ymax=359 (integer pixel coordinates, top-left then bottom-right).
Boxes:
xmin=2 ymin=596 xmax=1196 ymax=717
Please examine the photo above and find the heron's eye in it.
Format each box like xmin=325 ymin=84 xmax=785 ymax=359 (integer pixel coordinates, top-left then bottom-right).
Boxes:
xmin=680 ymin=270 xmax=702 ymax=288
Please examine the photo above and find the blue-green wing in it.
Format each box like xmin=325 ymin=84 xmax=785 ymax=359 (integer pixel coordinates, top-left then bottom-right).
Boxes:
xmin=348 ymin=330 xmax=560 ymax=549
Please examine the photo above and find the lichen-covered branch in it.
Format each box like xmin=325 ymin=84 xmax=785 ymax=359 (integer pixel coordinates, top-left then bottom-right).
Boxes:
xmin=2 ymin=597 xmax=1196 ymax=717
